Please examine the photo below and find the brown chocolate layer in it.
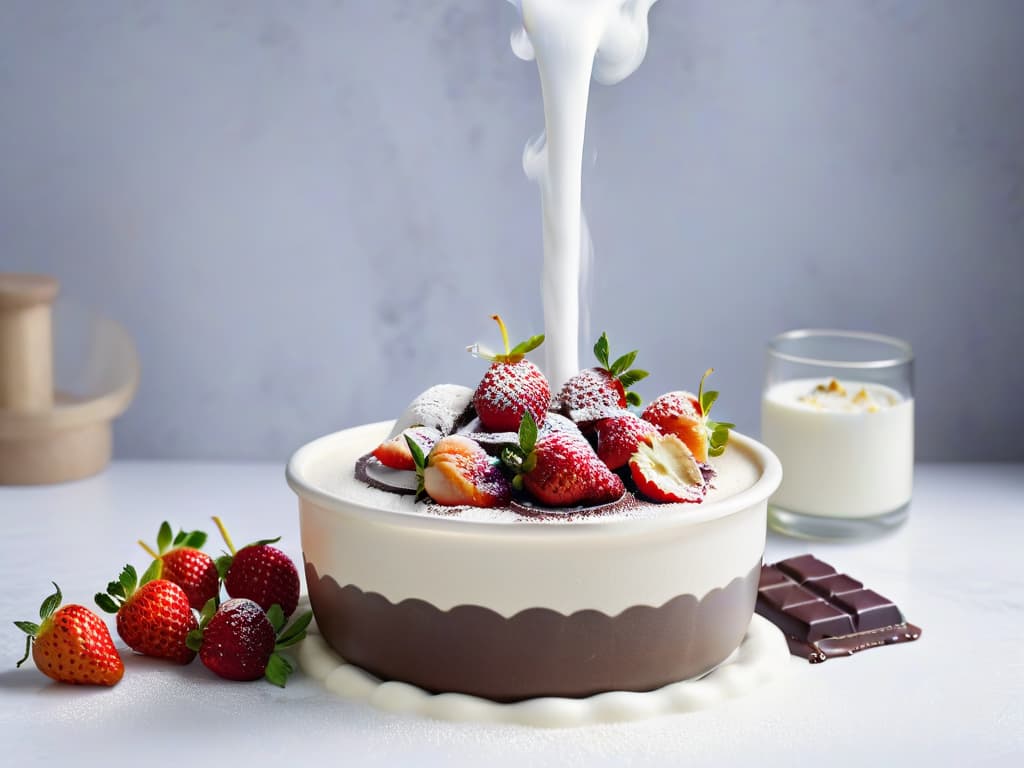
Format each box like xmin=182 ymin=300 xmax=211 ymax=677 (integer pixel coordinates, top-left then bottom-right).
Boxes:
xmin=305 ymin=560 xmax=760 ymax=702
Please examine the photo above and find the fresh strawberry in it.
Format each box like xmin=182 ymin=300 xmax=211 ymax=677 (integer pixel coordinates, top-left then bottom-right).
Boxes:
xmin=371 ymin=426 xmax=441 ymax=470
xmin=95 ymin=565 xmax=197 ymax=664
xmin=642 ymin=369 xmax=734 ymax=463
xmin=15 ymin=583 xmax=124 ymax=686
xmin=187 ymin=598 xmax=312 ymax=686
xmin=468 ymin=314 xmax=550 ymax=432
xmin=138 ymin=522 xmax=219 ymax=612
xmin=629 ymin=433 xmax=709 ymax=503
xmin=559 ymin=332 xmax=649 ymax=423
xmin=212 ymin=517 xmax=301 ymax=618
xmin=407 ymin=434 xmax=512 ymax=507
xmin=594 ymin=413 xmax=661 ymax=470
xmin=503 ymin=412 xmax=624 ymax=507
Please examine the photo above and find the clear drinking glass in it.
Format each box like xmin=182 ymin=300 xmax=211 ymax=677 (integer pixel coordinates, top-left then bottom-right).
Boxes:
xmin=761 ymin=330 xmax=914 ymax=539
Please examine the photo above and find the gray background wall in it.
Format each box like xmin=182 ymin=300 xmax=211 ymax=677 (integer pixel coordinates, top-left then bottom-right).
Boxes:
xmin=2 ymin=0 xmax=1022 ymax=461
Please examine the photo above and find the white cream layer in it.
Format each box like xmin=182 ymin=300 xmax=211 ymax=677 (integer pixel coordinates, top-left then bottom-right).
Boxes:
xmin=288 ymin=421 xmax=778 ymax=616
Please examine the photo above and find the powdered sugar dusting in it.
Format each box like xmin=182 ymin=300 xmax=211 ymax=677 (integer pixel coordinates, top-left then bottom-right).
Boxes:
xmin=387 ymin=385 xmax=475 ymax=439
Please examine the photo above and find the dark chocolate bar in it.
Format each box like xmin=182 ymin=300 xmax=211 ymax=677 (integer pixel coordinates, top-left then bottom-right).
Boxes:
xmin=757 ymin=555 xmax=922 ymax=663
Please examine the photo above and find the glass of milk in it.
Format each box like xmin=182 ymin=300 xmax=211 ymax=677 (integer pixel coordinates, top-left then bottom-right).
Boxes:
xmin=761 ymin=330 xmax=914 ymax=539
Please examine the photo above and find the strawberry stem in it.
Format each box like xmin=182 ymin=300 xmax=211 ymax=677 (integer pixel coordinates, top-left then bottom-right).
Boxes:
xmin=492 ymin=314 xmax=510 ymax=356
xmin=137 ymin=540 xmax=161 ymax=561
xmin=211 ymin=516 xmax=237 ymax=556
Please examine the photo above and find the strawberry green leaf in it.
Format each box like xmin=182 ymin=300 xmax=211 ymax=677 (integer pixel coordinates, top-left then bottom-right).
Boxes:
xmin=39 ymin=584 xmax=61 ymax=621
xmin=119 ymin=564 xmax=138 ymax=594
xmin=250 ymin=537 xmax=282 ymax=547
xmin=701 ymin=390 xmax=719 ymax=417
xmin=140 ymin=558 xmax=162 ymax=587
xmin=500 ymin=446 xmax=524 ymax=472
xmin=617 ymin=369 xmax=649 ymax=389
xmin=518 ymin=411 xmax=538 ymax=455
xmin=511 ymin=474 xmax=524 ymax=492
xmin=276 ymin=611 xmax=313 ymax=648
xmin=508 ymin=333 xmax=545 ymax=358
xmin=593 ymin=332 xmax=610 ymax=369
xmin=215 ymin=554 xmax=233 ymax=579
xmin=522 ymin=452 xmax=538 ymax=473
xmin=625 ymin=391 xmax=643 ymax=407
xmin=707 ymin=421 xmax=734 ymax=457
xmin=172 ymin=529 xmax=186 ymax=546
xmin=404 ymin=433 xmax=426 ymax=473
xmin=181 ymin=531 xmax=208 ymax=550
xmin=14 ymin=621 xmax=39 ymax=636
xmin=95 ymin=593 xmax=119 ymax=614
xmin=264 ymin=653 xmax=293 ymax=688
xmin=106 ymin=581 xmax=125 ymax=599
xmin=185 ymin=629 xmax=204 ymax=653
xmin=199 ymin=598 xmax=218 ymax=628
xmin=610 ymin=350 xmax=638 ymax=376
xmin=266 ymin=604 xmax=286 ymax=634
xmin=157 ymin=521 xmax=173 ymax=553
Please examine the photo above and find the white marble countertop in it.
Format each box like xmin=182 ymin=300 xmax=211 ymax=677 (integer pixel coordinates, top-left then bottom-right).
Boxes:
xmin=1 ymin=462 xmax=1021 ymax=767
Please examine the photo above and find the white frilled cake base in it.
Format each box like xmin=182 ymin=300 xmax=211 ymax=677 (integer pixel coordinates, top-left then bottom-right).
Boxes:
xmin=296 ymin=609 xmax=790 ymax=728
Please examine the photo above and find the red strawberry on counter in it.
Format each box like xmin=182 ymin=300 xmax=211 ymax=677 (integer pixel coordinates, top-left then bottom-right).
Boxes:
xmin=468 ymin=315 xmax=550 ymax=433
xmin=559 ymin=332 xmax=649 ymax=423
xmin=138 ymin=522 xmax=219 ymax=612
xmin=629 ymin=433 xmax=709 ymax=503
xmin=408 ymin=434 xmax=512 ymax=507
xmin=95 ymin=564 xmax=198 ymax=664
xmin=642 ymin=369 xmax=734 ymax=463
xmin=212 ymin=517 xmax=301 ymax=618
xmin=15 ymin=583 xmax=124 ymax=686
xmin=187 ymin=598 xmax=312 ymax=686
xmin=594 ymin=413 xmax=661 ymax=470
xmin=503 ymin=412 xmax=625 ymax=507
xmin=371 ymin=426 xmax=442 ymax=470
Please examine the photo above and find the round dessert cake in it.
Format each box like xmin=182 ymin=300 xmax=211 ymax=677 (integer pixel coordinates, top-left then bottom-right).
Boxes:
xmin=287 ymin=418 xmax=782 ymax=702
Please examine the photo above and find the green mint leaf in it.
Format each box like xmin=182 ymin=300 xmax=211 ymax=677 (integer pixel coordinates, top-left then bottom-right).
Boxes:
xmin=404 ymin=433 xmax=426 ymax=472
xmin=95 ymin=593 xmax=120 ymax=614
xmin=266 ymin=604 xmax=286 ymax=633
xmin=518 ymin=411 xmax=538 ymax=454
xmin=140 ymin=558 xmax=162 ymax=587
xmin=625 ymin=391 xmax=643 ymax=407
xmin=610 ymin=350 xmax=638 ymax=376
xmin=593 ymin=332 xmax=610 ymax=369
xmin=157 ymin=522 xmax=173 ymax=553
xmin=39 ymin=583 xmax=61 ymax=621
xmin=617 ymin=369 xmax=649 ymax=389
xmin=215 ymin=554 xmax=233 ymax=579
xmin=509 ymin=334 xmax=545 ymax=358
xmin=264 ymin=653 xmax=292 ymax=688
xmin=119 ymin=564 xmax=138 ymax=594
xmin=14 ymin=621 xmax=39 ymax=636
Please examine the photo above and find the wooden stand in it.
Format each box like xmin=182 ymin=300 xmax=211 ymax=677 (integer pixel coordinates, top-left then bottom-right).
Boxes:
xmin=0 ymin=274 xmax=137 ymax=485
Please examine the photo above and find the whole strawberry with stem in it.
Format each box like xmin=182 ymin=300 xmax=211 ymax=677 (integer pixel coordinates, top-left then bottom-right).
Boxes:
xmin=559 ymin=332 xmax=649 ymax=423
xmin=468 ymin=314 xmax=550 ymax=433
xmin=137 ymin=521 xmax=219 ymax=612
xmin=642 ymin=369 xmax=734 ymax=463
xmin=95 ymin=564 xmax=198 ymax=664
xmin=15 ymin=583 xmax=124 ymax=686
xmin=212 ymin=517 xmax=300 ymax=618
xmin=502 ymin=412 xmax=624 ymax=507
xmin=187 ymin=598 xmax=312 ymax=686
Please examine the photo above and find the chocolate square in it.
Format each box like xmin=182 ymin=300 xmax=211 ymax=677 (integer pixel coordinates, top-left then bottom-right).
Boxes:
xmin=834 ymin=589 xmax=904 ymax=631
xmin=777 ymin=554 xmax=837 ymax=583
xmin=787 ymin=600 xmax=857 ymax=642
xmin=759 ymin=565 xmax=791 ymax=590
xmin=806 ymin=574 xmax=864 ymax=600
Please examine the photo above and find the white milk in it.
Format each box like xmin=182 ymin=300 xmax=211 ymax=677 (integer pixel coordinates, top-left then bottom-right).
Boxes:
xmin=509 ymin=0 xmax=659 ymax=388
xmin=761 ymin=379 xmax=914 ymax=519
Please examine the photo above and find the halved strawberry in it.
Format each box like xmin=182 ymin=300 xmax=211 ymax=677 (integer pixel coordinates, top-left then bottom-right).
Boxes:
xmin=641 ymin=369 xmax=733 ymax=463
xmin=408 ymin=434 xmax=511 ymax=507
xmin=503 ymin=413 xmax=624 ymax=507
xmin=594 ymin=413 xmax=661 ymax=470
xmin=468 ymin=315 xmax=550 ymax=433
xmin=371 ymin=426 xmax=442 ymax=470
xmin=629 ymin=433 xmax=708 ymax=503
xmin=559 ymin=332 xmax=649 ymax=423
